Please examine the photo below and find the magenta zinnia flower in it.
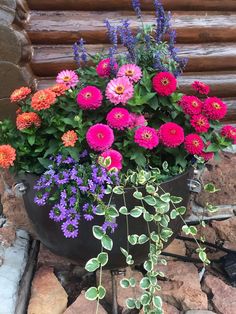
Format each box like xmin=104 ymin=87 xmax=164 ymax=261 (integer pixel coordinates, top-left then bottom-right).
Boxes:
xmin=100 ymin=149 xmax=123 ymax=171
xmin=134 ymin=126 xmax=159 ymax=150
xmin=86 ymin=124 xmax=114 ymax=151
xmin=192 ymin=81 xmax=210 ymax=95
xmin=117 ymin=64 xmax=142 ymax=83
xmin=106 ymin=108 xmax=130 ymax=130
xmin=106 ymin=77 xmax=134 ymax=105
xmin=190 ymin=114 xmax=210 ymax=133
xmin=184 ymin=134 xmax=204 ymax=155
xmin=152 ymin=72 xmax=177 ymax=96
xmin=203 ymin=97 xmax=227 ymax=120
xmin=96 ymin=58 xmax=118 ymax=78
xmin=158 ymin=122 xmax=185 ymax=148
xmin=221 ymin=125 xmax=236 ymax=142
xmin=56 ymin=70 xmax=79 ymax=88
xmin=77 ymin=86 xmax=103 ymax=110
xmin=179 ymin=95 xmax=202 ymax=116
xmin=129 ymin=113 xmax=147 ymax=129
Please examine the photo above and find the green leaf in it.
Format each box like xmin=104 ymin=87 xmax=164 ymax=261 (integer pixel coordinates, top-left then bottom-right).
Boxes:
xmin=129 ymin=277 xmax=136 ymax=287
xmin=27 ymin=135 xmax=35 ymax=146
xmin=144 ymin=260 xmax=153 ymax=272
xmin=204 ymin=183 xmax=220 ymax=194
xmin=97 ymin=285 xmax=106 ymax=299
xmin=170 ymin=196 xmax=183 ymax=204
xmin=85 ymin=258 xmax=100 ymax=272
xmin=113 ymin=186 xmax=124 ymax=194
xmin=37 ymin=157 xmax=51 ymax=169
xmin=120 ymin=247 xmax=129 ymax=257
xmin=108 ymin=206 xmax=119 ymax=218
xmin=144 ymin=195 xmax=157 ymax=206
xmin=130 ymin=206 xmax=143 ymax=218
xmin=138 ymin=234 xmax=149 ymax=244
xmin=119 ymin=206 xmax=128 ymax=215
xmin=153 ymin=296 xmax=162 ymax=309
xmin=143 ymin=211 xmax=154 ymax=222
xmin=182 ymin=225 xmax=190 ymax=235
xmin=120 ymin=278 xmax=130 ymax=288
xmin=146 ymin=185 xmax=156 ymax=194
xmin=133 ymin=191 xmax=143 ymax=200
xmin=126 ymin=254 xmax=134 ymax=265
xmin=160 ymin=228 xmax=173 ymax=241
xmin=170 ymin=209 xmax=178 ymax=219
xmin=176 ymin=206 xmax=187 ymax=215
xmin=92 ymin=226 xmax=104 ymax=240
xmin=140 ymin=277 xmax=151 ymax=289
xmin=128 ymin=234 xmax=139 ymax=245
xmin=150 ymin=232 xmax=159 ymax=242
xmin=97 ymin=252 xmax=108 ymax=267
xmin=66 ymin=147 xmax=80 ymax=161
xmin=101 ymin=235 xmax=113 ymax=251
xmin=189 ymin=226 xmax=198 ymax=236
xmin=85 ymin=287 xmax=98 ymax=301
xmin=140 ymin=292 xmax=151 ymax=306
xmin=126 ymin=298 xmax=136 ymax=309
xmin=160 ymin=193 xmax=171 ymax=203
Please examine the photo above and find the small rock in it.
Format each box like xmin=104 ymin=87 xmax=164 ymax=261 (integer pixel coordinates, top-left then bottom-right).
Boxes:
xmin=158 ymin=261 xmax=208 ymax=311
xmin=27 ymin=266 xmax=68 ymax=314
xmin=140 ymin=302 xmax=180 ymax=314
xmin=223 ymin=241 xmax=236 ymax=251
xmin=212 ymin=217 xmax=236 ymax=243
xmin=185 ymin=311 xmax=216 ymax=314
xmin=163 ymin=239 xmax=186 ymax=257
xmin=0 ymin=224 xmax=16 ymax=247
xmin=203 ymin=274 xmax=236 ymax=314
xmin=63 ymin=291 xmax=107 ymax=314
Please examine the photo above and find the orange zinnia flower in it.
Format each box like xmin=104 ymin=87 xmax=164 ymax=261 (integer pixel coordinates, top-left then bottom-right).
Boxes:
xmin=61 ymin=130 xmax=78 ymax=147
xmin=10 ymin=87 xmax=31 ymax=102
xmin=16 ymin=112 xmax=41 ymax=130
xmin=50 ymin=83 xmax=68 ymax=96
xmin=31 ymin=89 xmax=56 ymax=111
xmin=0 ymin=145 xmax=16 ymax=169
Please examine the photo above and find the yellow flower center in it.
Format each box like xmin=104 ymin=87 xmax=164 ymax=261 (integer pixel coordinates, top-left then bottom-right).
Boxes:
xmin=125 ymin=69 xmax=134 ymax=77
xmin=197 ymin=118 xmax=205 ymax=126
xmin=161 ymin=78 xmax=169 ymax=86
xmin=142 ymin=131 xmax=152 ymax=140
xmin=115 ymin=85 xmax=125 ymax=95
xmin=102 ymin=63 xmax=108 ymax=69
xmin=213 ymin=102 xmax=221 ymax=110
xmin=97 ymin=133 xmax=104 ymax=139
xmin=191 ymin=101 xmax=199 ymax=108
xmin=38 ymin=94 xmax=46 ymax=101
xmin=63 ymin=76 xmax=70 ymax=82
xmin=193 ymin=140 xmax=200 ymax=147
xmin=115 ymin=113 xmax=124 ymax=119
xmin=85 ymin=92 xmax=92 ymax=99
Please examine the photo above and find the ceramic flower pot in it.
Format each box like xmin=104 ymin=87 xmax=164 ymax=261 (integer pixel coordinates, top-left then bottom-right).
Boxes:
xmin=20 ymin=168 xmax=193 ymax=269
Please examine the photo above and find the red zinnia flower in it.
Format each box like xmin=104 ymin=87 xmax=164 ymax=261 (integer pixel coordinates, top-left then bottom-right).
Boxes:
xmin=50 ymin=83 xmax=68 ymax=96
xmin=158 ymin=122 xmax=185 ymax=148
xmin=203 ymin=97 xmax=227 ymax=120
xmin=184 ymin=134 xmax=204 ymax=155
xmin=190 ymin=114 xmax=210 ymax=133
xmin=134 ymin=126 xmax=159 ymax=150
xmin=180 ymin=95 xmax=202 ymax=116
xmin=10 ymin=87 xmax=31 ymax=102
xmin=77 ymin=86 xmax=103 ymax=110
xmin=192 ymin=81 xmax=210 ymax=95
xmin=61 ymin=130 xmax=78 ymax=147
xmin=31 ymin=89 xmax=56 ymax=111
xmin=221 ymin=125 xmax=236 ymax=142
xmin=152 ymin=72 xmax=177 ymax=96
xmin=0 ymin=145 xmax=16 ymax=169
xmin=16 ymin=112 xmax=41 ymax=130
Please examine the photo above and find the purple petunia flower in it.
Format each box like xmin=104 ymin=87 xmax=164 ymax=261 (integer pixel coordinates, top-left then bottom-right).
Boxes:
xmin=34 ymin=192 xmax=49 ymax=206
xmin=49 ymin=204 xmax=67 ymax=222
xmin=61 ymin=220 xmax=78 ymax=238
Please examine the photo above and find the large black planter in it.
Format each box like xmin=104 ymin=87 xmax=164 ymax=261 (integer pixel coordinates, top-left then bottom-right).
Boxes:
xmin=21 ymin=169 xmax=193 ymax=269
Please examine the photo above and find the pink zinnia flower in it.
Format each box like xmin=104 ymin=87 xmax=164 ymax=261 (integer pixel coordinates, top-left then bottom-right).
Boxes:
xmin=158 ymin=122 xmax=185 ymax=148
xmin=100 ymin=149 xmax=123 ymax=171
xmin=152 ymin=72 xmax=177 ymax=96
xmin=179 ymin=95 xmax=202 ymax=116
xmin=190 ymin=114 xmax=210 ymax=133
xmin=221 ymin=125 xmax=236 ymax=142
xmin=86 ymin=124 xmax=114 ymax=151
xmin=129 ymin=113 xmax=147 ymax=129
xmin=184 ymin=134 xmax=204 ymax=155
xmin=134 ymin=126 xmax=159 ymax=150
xmin=106 ymin=77 xmax=134 ymax=105
xmin=106 ymin=108 xmax=130 ymax=130
xmin=96 ymin=58 xmax=118 ymax=78
xmin=192 ymin=81 xmax=210 ymax=95
xmin=203 ymin=97 xmax=227 ymax=120
xmin=117 ymin=64 xmax=142 ymax=83
xmin=56 ymin=70 xmax=79 ymax=88
xmin=77 ymin=86 xmax=103 ymax=110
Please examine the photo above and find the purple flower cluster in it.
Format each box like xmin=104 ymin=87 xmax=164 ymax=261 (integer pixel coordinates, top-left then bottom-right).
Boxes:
xmin=34 ymin=153 xmax=120 ymax=239
xmin=73 ymin=38 xmax=88 ymax=66
xmin=131 ymin=0 xmax=141 ymax=19
xmin=154 ymin=0 xmax=171 ymax=43
xmin=118 ymin=20 xmax=137 ymax=62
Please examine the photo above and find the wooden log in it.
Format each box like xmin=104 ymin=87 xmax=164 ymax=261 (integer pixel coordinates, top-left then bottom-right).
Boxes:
xmin=26 ymin=11 xmax=236 ymax=44
xmin=0 ymin=1 xmax=16 ymax=25
xmin=0 ymin=98 xmax=17 ymax=120
xmin=27 ymin=0 xmax=236 ymax=11
xmin=31 ymin=43 xmax=236 ymax=77
xmin=0 ymin=25 xmax=32 ymax=64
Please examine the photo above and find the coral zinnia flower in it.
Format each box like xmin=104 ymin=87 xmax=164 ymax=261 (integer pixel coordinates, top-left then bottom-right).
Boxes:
xmin=134 ymin=126 xmax=159 ymax=150
xmin=61 ymin=130 xmax=78 ymax=147
xmin=0 ymin=145 xmax=16 ymax=169
xmin=31 ymin=89 xmax=56 ymax=111
xmin=180 ymin=95 xmax=202 ymax=116
xmin=192 ymin=81 xmax=210 ymax=95
xmin=16 ymin=112 xmax=41 ymax=130
xmin=106 ymin=77 xmax=134 ymax=105
xmin=158 ymin=122 xmax=185 ymax=148
xmin=106 ymin=108 xmax=130 ymax=130
xmin=152 ymin=72 xmax=177 ymax=96
xmin=129 ymin=113 xmax=147 ymax=129
xmin=221 ymin=125 xmax=236 ymax=142
xmin=190 ymin=114 xmax=210 ymax=133
xmin=86 ymin=124 xmax=114 ymax=151
xmin=10 ymin=87 xmax=31 ymax=102
xmin=203 ymin=97 xmax=227 ymax=120
xmin=50 ymin=83 xmax=68 ymax=96
xmin=100 ymin=149 xmax=123 ymax=171
xmin=77 ymin=86 xmax=103 ymax=110
xmin=117 ymin=64 xmax=142 ymax=83
xmin=96 ymin=58 xmax=118 ymax=78
xmin=56 ymin=70 xmax=79 ymax=88
xmin=184 ymin=134 xmax=204 ymax=155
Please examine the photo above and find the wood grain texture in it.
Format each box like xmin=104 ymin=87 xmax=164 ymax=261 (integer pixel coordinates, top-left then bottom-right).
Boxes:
xmin=31 ymin=43 xmax=236 ymax=76
xmin=26 ymin=11 xmax=236 ymax=44
xmin=27 ymin=0 xmax=236 ymax=11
